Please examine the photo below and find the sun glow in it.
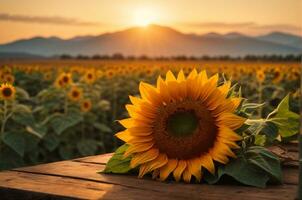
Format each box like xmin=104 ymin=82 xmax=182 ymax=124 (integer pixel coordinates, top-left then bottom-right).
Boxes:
xmin=133 ymin=8 xmax=157 ymax=27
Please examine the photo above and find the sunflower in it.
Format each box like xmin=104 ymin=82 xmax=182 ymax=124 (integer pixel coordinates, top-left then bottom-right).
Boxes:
xmin=68 ymin=86 xmax=83 ymax=102
xmin=55 ymin=73 xmax=73 ymax=88
xmin=272 ymin=68 xmax=283 ymax=84
xmin=0 ymin=83 xmax=16 ymax=100
xmin=83 ymin=70 xmax=96 ymax=84
xmin=80 ymin=99 xmax=92 ymax=112
xmin=3 ymin=74 xmax=15 ymax=84
xmin=256 ymin=70 xmax=265 ymax=83
xmin=116 ymin=69 xmax=245 ymax=183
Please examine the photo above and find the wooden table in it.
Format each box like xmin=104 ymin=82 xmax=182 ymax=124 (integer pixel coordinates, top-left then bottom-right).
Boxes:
xmin=0 ymin=144 xmax=299 ymax=200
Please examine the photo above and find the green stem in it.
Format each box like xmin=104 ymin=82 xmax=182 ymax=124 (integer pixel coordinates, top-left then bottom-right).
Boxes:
xmin=258 ymin=81 xmax=263 ymax=117
xmin=1 ymin=100 xmax=8 ymax=135
xmin=112 ymin=82 xmax=118 ymax=150
xmin=0 ymin=101 xmax=8 ymax=149
xmin=64 ymin=92 xmax=68 ymax=115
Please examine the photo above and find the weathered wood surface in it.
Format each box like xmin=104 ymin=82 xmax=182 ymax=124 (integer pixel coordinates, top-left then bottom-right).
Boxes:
xmin=0 ymin=144 xmax=299 ymax=200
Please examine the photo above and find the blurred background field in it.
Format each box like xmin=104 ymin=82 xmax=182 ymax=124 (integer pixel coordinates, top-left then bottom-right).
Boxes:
xmin=0 ymin=59 xmax=300 ymax=170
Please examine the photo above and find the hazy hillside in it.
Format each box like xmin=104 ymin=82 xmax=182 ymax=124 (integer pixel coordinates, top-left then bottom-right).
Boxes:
xmin=0 ymin=25 xmax=301 ymax=57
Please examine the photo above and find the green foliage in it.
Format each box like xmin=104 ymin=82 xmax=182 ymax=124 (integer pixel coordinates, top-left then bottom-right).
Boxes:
xmin=204 ymin=146 xmax=282 ymax=187
xmin=268 ymin=94 xmax=299 ymax=138
xmin=50 ymin=111 xmax=83 ymax=135
xmin=102 ymin=144 xmax=132 ymax=174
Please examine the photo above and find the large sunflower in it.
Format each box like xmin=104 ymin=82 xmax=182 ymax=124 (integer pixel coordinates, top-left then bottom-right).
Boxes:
xmin=116 ymin=69 xmax=246 ymax=183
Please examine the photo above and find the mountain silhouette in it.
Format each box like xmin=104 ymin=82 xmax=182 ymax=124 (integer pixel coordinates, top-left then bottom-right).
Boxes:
xmin=0 ymin=24 xmax=301 ymax=57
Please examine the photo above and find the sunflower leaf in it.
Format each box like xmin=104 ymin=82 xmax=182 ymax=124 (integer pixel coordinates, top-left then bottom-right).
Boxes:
xmin=268 ymin=94 xmax=299 ymax=138
xmin=204 ymin=146 xmax=282 ymax=187
xmin=102 ymin=144 xmax=132 ymax=174
xmin=50 ymin=111 xmax=83 ymax=135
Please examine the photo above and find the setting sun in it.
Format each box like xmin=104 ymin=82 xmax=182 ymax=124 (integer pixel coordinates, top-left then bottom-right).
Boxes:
xmin=133 ymin=8 xmax=157 ymax=27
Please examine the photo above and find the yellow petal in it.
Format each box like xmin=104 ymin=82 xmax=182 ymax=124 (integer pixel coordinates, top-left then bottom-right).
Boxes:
xmin=173 ymin=160 xmax=187 ymax=182
xmin=187 ymin=158 xmax=202 ymax=182
xmin=218 ymin=126 xmax=242 ymax=141
xmin=218 ymin=81 xmax=231 ymax=97
xmin=182 ymin=166 xmax=192 ymax=183
xmin=129 ymin=95 xmax=144 ymax=105
xmin=231 ymin=97 xmax=242 ymax=110
xmin=165 ymin=70 xmax=177 ymax=82
xmin=138 ymin=153 xmax=168 ymax=178
xmin=157 ymin=76 xmax=172 ymax=103
xmin=130 ymin=148 xmax=159 ymax=168
xmin=124 ymin=142 xmax=154 ymax=158
xmin=128 ymin=136 xmax=154 ymax=144
xmin=139 ymin=82 xmax=162 ymax=106
xmin=115 ymin=130 xmax=133 ymax=142
xmin=200 ymin=154 xmax=215 ymax=174
xmin=159 ymin=159 xmax=178 ymax=181
xmin=125 ymin=104 xmax=154 ymax=122
xmin=128 ymin=127 xmax=153 ymax=136
xmin=187 ymin=69 xmax=198 ymax=79
xmin=177 ymin=69 xmax=186 ymax=82
xmin=218 ymin=136 xmax=240 ymax=149
xmin=198 ymin=70 xmax=208 ymax=84
xmin=217 ymin=113 xmax=246 ymax=130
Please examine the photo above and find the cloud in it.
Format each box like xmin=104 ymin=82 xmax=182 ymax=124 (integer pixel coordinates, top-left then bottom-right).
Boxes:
xmin=0 ymin=13 xmax=100 ymax=26
xmin=181 ymin=22 xmax=301 ymax=35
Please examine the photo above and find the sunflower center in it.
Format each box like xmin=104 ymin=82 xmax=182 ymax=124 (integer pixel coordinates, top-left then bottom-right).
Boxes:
xmin=167 ymin=111 xmax=198 ymax=137
xmin=2 ymin=87 xmax=12 ymax=97
xmin=72 ymin=91 xmax=79 ymax=97
xmin=153 ymin=100 xmax=218 ymax=160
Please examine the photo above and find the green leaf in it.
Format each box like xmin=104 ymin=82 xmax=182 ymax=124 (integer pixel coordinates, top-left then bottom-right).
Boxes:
xmin=94 ymin=123 xmax=112 ymax=133
xmin=269 ymin=94 xmax=299 ymax=138
xmin=50 ymin=111 xmax=83 ymax=135
xmin=77 ymin=139 xmax=99 ymax=156
xmin=204 ymin=157 xmax=270 ymax=188
xmin=260 ymin=122 xmax=278 ymax=142
xmin=43 ymin=133 xmax=60 ymax=151
xmin=1 ymin=131 xmax=25 ymax=157
xmin=13 ymin=104 xmax=32 ymax=113
xmin=204 ymin=146 xmax=282 ymax=187
xmin=254 ymin=135 xmax=266 ymax=146
xmin=15 ymin=86 xmax=30 ymax=99
xmin=102 ymin=144 xmax=132 ymax=174
xmin=246 ymin=146 xmax=282 ymax=183
xmin=12 ymin=112 xmax=35 ymax=126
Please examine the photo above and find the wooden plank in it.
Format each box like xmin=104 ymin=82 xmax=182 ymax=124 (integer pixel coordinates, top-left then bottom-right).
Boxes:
xmin=12 ymin=159 xmax=298 ymax=190
xmin=0 ymin=171 xmax=180 ymax=200
xmin=74 ymin=153 xmax=113 ymax=164
xmin=0 ymin=170 xmax=298 ymax=200
xmin=71 ymin=154 xmax=299 ymax=186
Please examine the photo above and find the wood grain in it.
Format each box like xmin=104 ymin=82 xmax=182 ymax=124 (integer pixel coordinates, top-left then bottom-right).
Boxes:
xmin=0 ymin=144 xmax=299 ymax=200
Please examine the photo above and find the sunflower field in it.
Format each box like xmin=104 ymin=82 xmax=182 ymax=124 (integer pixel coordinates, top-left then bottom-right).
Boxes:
xmin=0 ymin=60 xmax=300 ymax=171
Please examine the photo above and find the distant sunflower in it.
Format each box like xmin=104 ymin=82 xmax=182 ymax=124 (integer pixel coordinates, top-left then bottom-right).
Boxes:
xmin=272 ymin=68 xmax=282 ymax=84
xmin=116 ymin=69 xmax=245 ymax=183
xmin=83 ymin=70 xmax=96 ymax=84
xmin=256 ymin=70 xmax=265 ymax=83
xmin=3 ymin=74 xmax=15 ymax=84
xmin=68 ymin=86 xmax=83 ymax=102
xmin=81 ymin=99 xmax=92 ymax=112
xmin=0 ymin=83 xmax=16 ymax=100
xmin=55 ymin=73 xmax=73 ymax=88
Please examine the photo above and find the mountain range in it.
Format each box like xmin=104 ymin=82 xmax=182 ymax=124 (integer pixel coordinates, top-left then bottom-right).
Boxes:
xmin=0 ymin=24 xmax=301 ymax=57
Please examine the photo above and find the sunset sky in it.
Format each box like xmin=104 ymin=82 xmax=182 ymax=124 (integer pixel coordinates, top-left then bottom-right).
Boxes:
xmin=0 ymin=0 xmax=301 ymax=44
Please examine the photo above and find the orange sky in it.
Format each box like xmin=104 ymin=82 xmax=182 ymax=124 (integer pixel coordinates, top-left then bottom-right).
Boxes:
xmin=0 ymin=0 xmax=301 ymax=44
